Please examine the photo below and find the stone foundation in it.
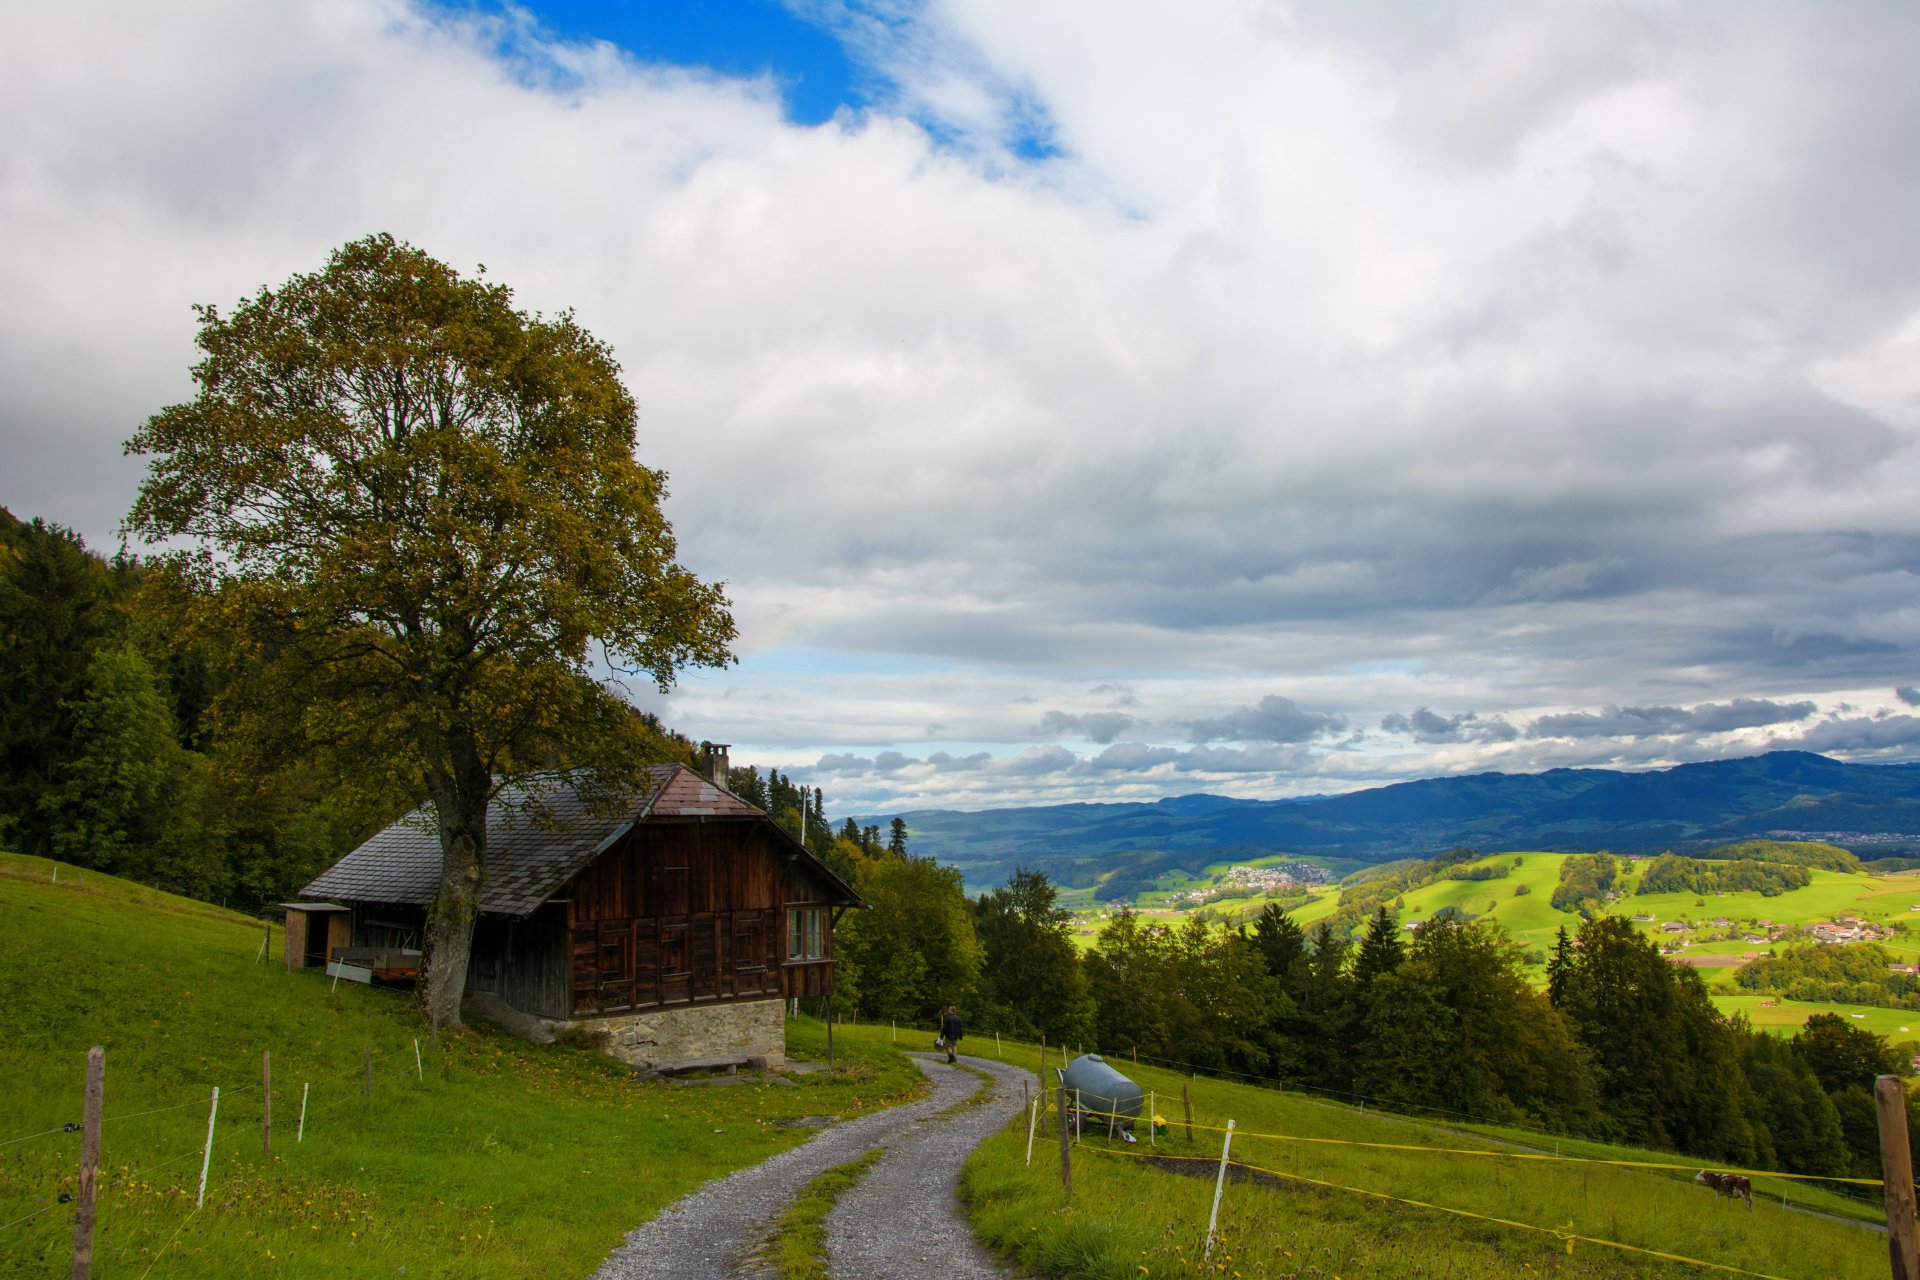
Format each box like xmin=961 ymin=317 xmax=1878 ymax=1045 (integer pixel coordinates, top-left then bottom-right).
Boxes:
xmin=569 ymin=998 xmax=787 ymax=1071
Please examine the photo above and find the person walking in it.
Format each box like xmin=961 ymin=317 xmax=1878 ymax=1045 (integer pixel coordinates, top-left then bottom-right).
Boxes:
xmin=939 ymin=1006 xmax=963 ymax=1065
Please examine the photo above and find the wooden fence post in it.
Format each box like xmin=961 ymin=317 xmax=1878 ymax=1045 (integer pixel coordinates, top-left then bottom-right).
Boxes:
xmin=195 ymin=1088 xmax=219 ymax=1209
xmin=298 ymin=1083 xmax=309 ymax=1144
xmin=1183 ymin=1082 xmax=1194 ymax=1142
xmin=261 ymin=1050 xmax=271 ymax=1157
xmin=1204 ymin=1119 xmax=1236 ymax=1262
xmin=68 ymin=1046 xmax=103 ymax=1280
xmin=1057 ymin=1086 xmax=1072 ymax=1195
xmin=1877 ymin=1075 xmax=1918 ymax=1280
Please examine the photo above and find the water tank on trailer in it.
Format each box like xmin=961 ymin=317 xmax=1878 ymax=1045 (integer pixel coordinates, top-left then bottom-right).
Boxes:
xmin=1058 ymin=1054 xmax=1144 ymax=1130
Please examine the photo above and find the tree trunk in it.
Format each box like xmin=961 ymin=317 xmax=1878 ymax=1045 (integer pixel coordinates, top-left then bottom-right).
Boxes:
xmin=419 ymin=740 xmax=489 ymax=1030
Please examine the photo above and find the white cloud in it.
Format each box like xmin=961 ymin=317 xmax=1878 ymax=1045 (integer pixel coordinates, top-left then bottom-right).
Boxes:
xmin=5 ymin=1 xmax=1920 ymax=812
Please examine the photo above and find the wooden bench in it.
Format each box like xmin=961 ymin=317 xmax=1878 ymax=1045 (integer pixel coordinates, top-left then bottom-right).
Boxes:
xmin=652 ymin=1054 xmax=761 ymax=1077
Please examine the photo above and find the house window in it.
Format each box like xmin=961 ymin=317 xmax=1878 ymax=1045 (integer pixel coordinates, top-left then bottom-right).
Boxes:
xmin=788 ymin=907 xmax=825 ymax=960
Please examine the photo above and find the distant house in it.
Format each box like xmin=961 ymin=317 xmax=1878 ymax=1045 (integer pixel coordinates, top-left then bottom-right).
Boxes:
xmin=1743 ymin=933 xmax=1767 ymax=944
xmin=1711 ymin=917 xmax=1731 ymax=928
xmin=1662 ymin=922 xmax=1689 ymax=933
xmin=291 ymin=751 xmax=861 ymax=1072
xmin=1631 ymin=914 xmax=1656 ymax=923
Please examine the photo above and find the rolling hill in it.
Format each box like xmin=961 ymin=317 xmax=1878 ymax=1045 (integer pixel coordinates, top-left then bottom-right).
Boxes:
xmin=871 ymin=751 xmax=1920 ymax=891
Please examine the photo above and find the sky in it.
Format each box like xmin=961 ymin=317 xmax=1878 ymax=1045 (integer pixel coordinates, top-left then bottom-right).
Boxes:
xmin=4 ymin=1 xmax=1920 ymax=816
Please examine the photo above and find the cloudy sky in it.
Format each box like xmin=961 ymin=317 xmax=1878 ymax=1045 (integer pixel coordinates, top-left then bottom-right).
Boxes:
xmin=5 ymin=1 xmax=1920 ymax=815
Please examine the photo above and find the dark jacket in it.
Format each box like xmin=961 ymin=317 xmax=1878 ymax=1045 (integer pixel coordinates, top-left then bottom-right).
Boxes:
xmin=940 ymin=1011 xmax=963 ymax=1043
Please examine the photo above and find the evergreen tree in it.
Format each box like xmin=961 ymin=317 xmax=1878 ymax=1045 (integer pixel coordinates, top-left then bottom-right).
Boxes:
xmin=1546 ymin=925 xmax=1575 ymax=1006
xmin=973 ymin=869 xmax=1096 ymax=1047
xmin=887 ymin=816 xmax=909 ymax=857
xmin=1353 ymin=905 xmax=1406 ymax=987
xmin=1250 ymin=902 xmax=1305 ymax=980
xmin=0 ymin=511 xmax=123 ymax=854
xmin=37 ymin=641 xmax=182 ymax=878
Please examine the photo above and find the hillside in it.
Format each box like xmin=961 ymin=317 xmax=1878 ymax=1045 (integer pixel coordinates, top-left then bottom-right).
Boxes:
xmin=0 ymin=853 xmax=922 ymax=1278
xmin=873 ymin=751 xmax=1920 ymax=891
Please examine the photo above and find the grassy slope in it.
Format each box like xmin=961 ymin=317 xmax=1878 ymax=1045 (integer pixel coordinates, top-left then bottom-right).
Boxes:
xmin=1070 ymin=852 xmax=1920 ymax=1033
xmin=876 ymin=1024 xmax=1887 ymax=1280
xmin=0 ymin=853 xmax=923 ymax=1279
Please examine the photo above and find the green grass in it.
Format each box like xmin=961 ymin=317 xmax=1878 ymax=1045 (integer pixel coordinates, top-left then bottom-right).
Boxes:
xmin=917 ymin=1026 xmax=1891 ymax=1280
xmin=761 ymin=1147 xmax=885 ymax=1280
xmin=0 ymin=853 xmax=925 ymax=1278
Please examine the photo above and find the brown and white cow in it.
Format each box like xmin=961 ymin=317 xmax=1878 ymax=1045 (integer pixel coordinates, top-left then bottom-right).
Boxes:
xmin=1694 ymin=1170 xmax=1753 ymax=1208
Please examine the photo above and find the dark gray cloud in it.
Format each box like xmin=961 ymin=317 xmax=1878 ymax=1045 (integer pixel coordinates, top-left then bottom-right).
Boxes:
xmin=1898 ymin=687 xmax=1920 ymax=707
xmin=1530 ymin=698 xmax=1817 ymax=740
xmin=1380 ymin=708 xmax=1519 ymax=744
xmin=1189 ymin=696 xmax=1348 ymax=745
xmin=1037 ymin=709 xmax=1136 ymax=743
xmin=1769 ymin=714 xmax=1920 ymax=755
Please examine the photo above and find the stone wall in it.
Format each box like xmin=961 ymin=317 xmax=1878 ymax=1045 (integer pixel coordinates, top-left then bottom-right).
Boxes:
xmin=569 ymin=997 xmax=787 ymax=1071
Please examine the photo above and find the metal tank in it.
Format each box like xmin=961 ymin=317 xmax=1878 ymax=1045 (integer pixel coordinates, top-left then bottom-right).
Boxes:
xmin=1057 ymin=1053 xmax=1144 ymax=1137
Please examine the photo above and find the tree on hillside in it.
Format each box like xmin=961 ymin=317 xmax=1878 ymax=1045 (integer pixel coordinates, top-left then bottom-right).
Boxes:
xmin=1250 ymin=902 xmax=1306 ymax=980
xmin=0 ymin=513 xmax=124 ymax=854
xmin=125 ymin=234 xmax=736 ymax=1028
xmin=1352 ymin=904 xmax=1406 ymax=988
xmin=838 ymin=854 xmax=980 ymax=1024
xmin=1545 ymin=926 xmax=1575 ymax=1006
xmin=36 ymin=640 xmax=182 ymax=878
xmin=973 ymin=868 xmax=1096 ymax=1046
xmin=887 ymin=817 xmax=909 ymax=858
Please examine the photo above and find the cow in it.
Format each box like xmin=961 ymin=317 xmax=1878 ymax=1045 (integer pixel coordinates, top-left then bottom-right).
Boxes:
xmin=1694 ymin=1170 xmax=1753 ymax=1209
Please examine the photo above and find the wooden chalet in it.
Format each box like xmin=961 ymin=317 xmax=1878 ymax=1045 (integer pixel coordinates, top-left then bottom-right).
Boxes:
xmin=293 ymin=758 xmax=861 ymax=1066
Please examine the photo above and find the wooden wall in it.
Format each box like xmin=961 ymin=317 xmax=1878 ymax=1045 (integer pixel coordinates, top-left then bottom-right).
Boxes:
xmin=566 ymin=820 xmax=839 ymax=1018
xmin=468 ymin=905 xmax=569 ymax=1019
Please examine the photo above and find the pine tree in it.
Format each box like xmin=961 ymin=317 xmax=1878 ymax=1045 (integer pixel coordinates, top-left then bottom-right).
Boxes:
xmin=1546 ymin=925 xmax=1574 ymax=1006
xmin=1251 ymin=902 xmax=1306 ymax=980
xmin=887 ymin=816 xmax=909 ymax=858
xmin=1353 ymin=905 xmax=1406 ymax=987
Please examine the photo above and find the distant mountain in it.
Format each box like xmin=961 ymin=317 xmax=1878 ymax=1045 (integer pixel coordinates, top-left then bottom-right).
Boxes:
xmin=860 ymin=752 xmax=1920 ymax=893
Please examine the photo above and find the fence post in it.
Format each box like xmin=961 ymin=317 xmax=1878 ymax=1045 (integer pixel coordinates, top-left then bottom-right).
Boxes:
xmin=1204 ymin=1119 xmax=1236 ymax=1262
xmin=195 ymin=1088 xmax=219 ymax=1209
xmin=68 ymin=1045 xmax=103 ymax=1280
xmin=1877 ymin=1075 xmax=1917 ymax=1280
xmin=1057 ymin=1086 xmax=1072 ymax=1195
xmin=298 ymin=1083 xmax=309 ymax=1144
xmin=1074 ymin=1089 xmax=1082 ymax=1145
xmin=1026 ymin=1097 xmax=1040 ymax=1167
xmin=413 ymin=1038 xmax=422 ymax=1081
xmin=261 ymin=1050 xmax=271 ymax=1157
xmin=1183 ymin=1082 xmax=1194 ymax=1141
xmin=1149 ymin=1090 xmax=1156 ymax=1147
xmin=363 ymin=1046 xmax=372 ymax=1116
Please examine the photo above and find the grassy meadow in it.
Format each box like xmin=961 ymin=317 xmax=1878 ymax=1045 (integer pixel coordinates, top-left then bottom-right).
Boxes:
xmin=831 ymin=1020 xmax=1894 ymax=1280
xmin=1065 ymin=849 xmax=1920 ymax=1033
xmin=0 ymin=853 xmax=925 ymax=1279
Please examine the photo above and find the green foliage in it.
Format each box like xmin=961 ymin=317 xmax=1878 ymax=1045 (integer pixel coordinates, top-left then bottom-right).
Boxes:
xmin=1734 ymin=942 xmax=1920 ymax=1010
xmin=1084 ymin=910 xmax=1282 ymax=1075
xmin=1548 ymin=851 xmax=1617 ymax=914
xmin=1554 ymin=916 xmax=1756 ymax=1160
xmin=1637 ymin=852 xmax=1809 ymax=896
xmin=35 ymin=640 xmax=183 ymax=878
xmin=1356 ymin=918 xmax=1598 ymax=1131
xmin=1351 ymin=904 xmax=1405 ymax=988
xmin=839 ymin=855 xmax=981 ymax=1026
xmin=973 ymin=869 xmax=1095 ymax=1047
xmin=1709 ymin=839 xmax=1863 ymax=873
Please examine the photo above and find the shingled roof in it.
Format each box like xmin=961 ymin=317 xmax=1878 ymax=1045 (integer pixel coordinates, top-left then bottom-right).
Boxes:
xmin=300 ymin=763 xmax=854 ymax=918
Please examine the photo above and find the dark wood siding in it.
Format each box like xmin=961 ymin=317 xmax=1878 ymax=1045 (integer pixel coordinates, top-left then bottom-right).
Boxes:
xmin=469 ymin=905 xmax=568 ymax=1019
xmin=567 ymin=820 xmax=804 ymax=1017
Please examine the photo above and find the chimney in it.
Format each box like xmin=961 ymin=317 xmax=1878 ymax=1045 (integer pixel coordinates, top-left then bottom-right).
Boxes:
xmin=699 ymin=742 xmax=731 ymax=787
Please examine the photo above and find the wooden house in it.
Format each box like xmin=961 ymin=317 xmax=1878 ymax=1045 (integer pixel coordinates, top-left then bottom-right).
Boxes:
xmin=293 ymin=758 xmax=862 ymax=1070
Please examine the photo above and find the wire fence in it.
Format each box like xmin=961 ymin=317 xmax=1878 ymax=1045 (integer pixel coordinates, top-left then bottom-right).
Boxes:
xmin=1027 ymin=1086 xmax=1895 ymax=1280
xmin=0 ymin=1037 xmax=438 ymax=1276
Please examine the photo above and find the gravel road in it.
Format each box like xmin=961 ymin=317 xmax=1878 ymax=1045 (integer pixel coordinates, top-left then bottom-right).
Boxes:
xmin=826 ymin=1053 xmax=1033 ymax=1279
xmin=590 ymin=1052 xmax=1034 ymax=1280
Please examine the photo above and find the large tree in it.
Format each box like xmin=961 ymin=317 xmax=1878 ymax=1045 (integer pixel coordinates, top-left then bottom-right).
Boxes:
xmin=125 ymin=234 xmax=736 ymax=1028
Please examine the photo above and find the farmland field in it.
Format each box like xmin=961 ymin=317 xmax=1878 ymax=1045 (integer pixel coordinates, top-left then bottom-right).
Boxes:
xmin=1063 ymin=849 xmax=1920 ymax=1031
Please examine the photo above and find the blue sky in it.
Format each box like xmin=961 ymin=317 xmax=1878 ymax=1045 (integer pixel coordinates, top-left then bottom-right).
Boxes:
xmin=5 ymin=1 xmax=1920 ymax=814
xmin=445 ymin=1 xmax=865 ymax=124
